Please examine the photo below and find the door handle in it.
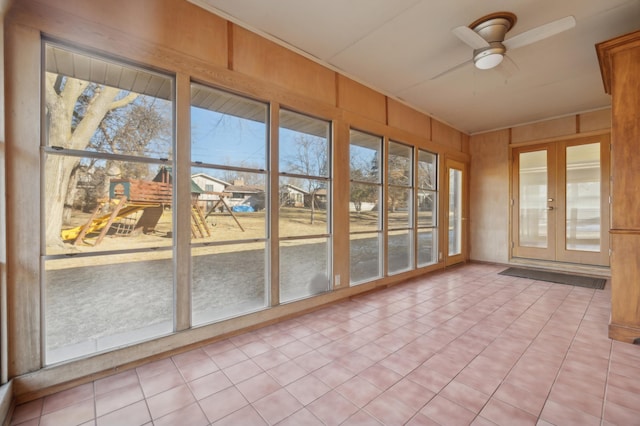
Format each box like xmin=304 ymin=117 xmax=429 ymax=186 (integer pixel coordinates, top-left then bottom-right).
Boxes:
xmin=546 ymin=206 xmax=554 ymax=210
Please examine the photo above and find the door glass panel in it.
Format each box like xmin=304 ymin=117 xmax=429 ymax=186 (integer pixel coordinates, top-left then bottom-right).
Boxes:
xmin=566 ymin=143 xmax=600 ymax=252
xmin=448 ymin=168 xmax=462 ymax=256
xmin=519 ymin=151 xmax=548 ymax=248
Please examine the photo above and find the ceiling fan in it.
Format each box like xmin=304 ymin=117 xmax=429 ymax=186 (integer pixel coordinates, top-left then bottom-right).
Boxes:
xmin=434 ymin=12 xmax=576 ymax=78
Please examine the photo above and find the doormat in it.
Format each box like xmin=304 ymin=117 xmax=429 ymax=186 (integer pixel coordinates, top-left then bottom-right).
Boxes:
xmin=499 ymin=267 xmax=606 ymax=290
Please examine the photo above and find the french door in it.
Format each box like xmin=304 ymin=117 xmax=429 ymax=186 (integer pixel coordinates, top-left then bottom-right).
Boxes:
xmin=512 ymin=135 xmax=610 ymax=266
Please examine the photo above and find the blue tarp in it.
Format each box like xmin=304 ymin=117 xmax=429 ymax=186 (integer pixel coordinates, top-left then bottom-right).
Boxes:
xmin=232 ymin=205 xmax=254 ymax=213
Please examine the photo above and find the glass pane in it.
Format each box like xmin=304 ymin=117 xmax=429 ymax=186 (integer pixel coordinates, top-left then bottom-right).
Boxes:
xmin=192 ymin=243 xmax=267 ymax=325
xmin=45 ymin=44 xmax=173 ymax=159
xmin=350 ymin=184 xmax=380 ymax=232
xmin=191 ymin=168 xmax=266 ymax=243
xmin=280 ymin=238 xmax=329 ymax=302
xmin=279 ymin=177 xmax=329 ymax=237
xmin=448 ymin=168 xmax=462 ymax=256
xmin=350 ymin=233 xmax=382 ymax=284
xmin=279 ymin=110 xmax=330 ymax=178
xmin=519 ymin=151 xmax=548 ymax=248
xmin=417 ymin=229 xmax=438 ymax=267
xmin=566 ymin=143 xmax=601 ymax=252
xmin=47 ymin=155 xmax=173 ymax=255
xmin=388 ymin=230 xmax=412 ymax=274
xmin=191 ymin=84 xmax=267 ymax=169
xmin=388 ymin=187 xmax=412 ymax=230
xmin=417 ymin=190 xmax=437 ymax=227
xmin=350 ymin=130 xmax=382 ymax=183
xmin=418 ymin=150 xmax=437 ymax=190
xmin=388 ymin=141 xmax=412 ymax=186
xmin=45 ymin=254 xmax=173 ymax=364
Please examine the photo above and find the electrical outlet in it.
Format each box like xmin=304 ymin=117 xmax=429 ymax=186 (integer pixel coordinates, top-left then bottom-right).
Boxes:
xmin=335 ymin=274 xmax=341 ymax=286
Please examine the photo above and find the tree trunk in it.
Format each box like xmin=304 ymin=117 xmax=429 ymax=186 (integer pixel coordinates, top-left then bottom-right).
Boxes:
xmin=310 ymin=191 xmax=315 ymax=225
xmin=45 ymin=155 xmax=79 ymax=245
xmin=62 ymin=164 xmax=81 ymax=225
xmin=44 ymin=75 xmax=130 ymax=248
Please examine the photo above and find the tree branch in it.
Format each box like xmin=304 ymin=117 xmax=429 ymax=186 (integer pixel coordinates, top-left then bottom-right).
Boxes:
xmin=109 ymin=93 xmax=138 ymax=110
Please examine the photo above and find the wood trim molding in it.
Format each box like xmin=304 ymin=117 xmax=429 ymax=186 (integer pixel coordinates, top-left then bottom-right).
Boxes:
xmin=596 ymin=29 xmax=640 ymax=95
xmin=610 ymin=229 xmax=640 ymax=235
xmin=608 ymin=323 xmax=640 ymax=344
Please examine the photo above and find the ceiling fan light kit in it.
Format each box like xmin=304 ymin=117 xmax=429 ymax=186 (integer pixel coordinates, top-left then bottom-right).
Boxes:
xmin=474 ymin=43 xmax=506 ymax=69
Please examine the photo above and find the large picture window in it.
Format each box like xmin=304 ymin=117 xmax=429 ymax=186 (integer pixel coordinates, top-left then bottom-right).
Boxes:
xmin=278 ymin=109 xmax=332 ymax=302
xmin=349 ymin=130 xmax=383 ymax=284
xmin=42 ymin=43 xmax=175 ymax=364
xmin=417 ymin=150 xmax=438 ymax=266
xmin=38 ymin=40 xmax=442 ymax=368
xmin=190 ymin=84 xmax=269 ymax=325
xmin=388 ymin=141 xmax=413 ymax=274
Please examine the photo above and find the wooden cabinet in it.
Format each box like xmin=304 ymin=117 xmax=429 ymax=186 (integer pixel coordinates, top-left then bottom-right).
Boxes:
xmin=596 ymin=30 xmax=640 ymax=343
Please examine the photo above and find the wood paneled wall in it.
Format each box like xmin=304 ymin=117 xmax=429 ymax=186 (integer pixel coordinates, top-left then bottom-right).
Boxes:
xmin=469 ymin=109 xmax=611 ymax=265
xmin=4 ymin=0 xmax=468 ymax=400
xmin=469 ymin=130 xmax=510 ymax=263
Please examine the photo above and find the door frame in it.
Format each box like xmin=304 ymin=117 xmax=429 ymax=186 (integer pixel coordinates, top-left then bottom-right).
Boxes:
xmin=444 ymin=158 xmax=468 ymax=266
xmin=510 ymin=134 xmax=610 ymax=266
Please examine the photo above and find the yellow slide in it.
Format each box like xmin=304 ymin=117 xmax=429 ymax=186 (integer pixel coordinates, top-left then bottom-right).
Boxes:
xmin=61 ymin=205 xmax=147 ymax=241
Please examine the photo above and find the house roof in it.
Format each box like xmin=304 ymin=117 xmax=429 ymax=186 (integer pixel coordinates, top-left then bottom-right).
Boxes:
xmin=280 ymin=184 xmax=309 ymax=195
xmin=153 ymin=166 xmax=205 ymax=194
xmin=226 ymin=185 xmax=264 ymax=194
xmin=191 ymin=173 xmax=231 ymax=187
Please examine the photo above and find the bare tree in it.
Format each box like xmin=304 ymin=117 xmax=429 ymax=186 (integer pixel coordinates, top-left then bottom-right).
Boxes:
xmin=284 ymin=134 xmax=328 ymax=224
xmin=44 ymin=72 xmax=170 ymax=246
xmin=349 ymin=152 xmax=378 ymax=213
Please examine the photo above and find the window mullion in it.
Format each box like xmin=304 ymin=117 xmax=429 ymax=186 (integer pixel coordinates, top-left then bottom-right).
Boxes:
xmin=175 ymin=73 xmax=191 ymax=332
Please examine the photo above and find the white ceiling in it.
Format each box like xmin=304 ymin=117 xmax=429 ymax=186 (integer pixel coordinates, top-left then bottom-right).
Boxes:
xmin=188 ymin=0 xmax=640 ymax=135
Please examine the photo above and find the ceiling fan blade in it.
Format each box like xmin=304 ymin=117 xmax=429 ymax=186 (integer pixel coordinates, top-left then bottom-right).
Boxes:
xmin=430 ymin=59 xmax=472 ymax=80
xmin=452 ymin=26 xmax=490 ymax=49
xmin=503 ymin=15 xmax=576 ymax=51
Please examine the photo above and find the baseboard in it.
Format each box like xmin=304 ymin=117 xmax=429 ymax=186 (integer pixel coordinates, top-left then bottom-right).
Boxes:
xmin=0 ymin=381 xmax=13 ymax=426
xmin=609 ymin=323 xmax=640 ymax=343
xmin=508 ymin=258 xmax=611 ymax=278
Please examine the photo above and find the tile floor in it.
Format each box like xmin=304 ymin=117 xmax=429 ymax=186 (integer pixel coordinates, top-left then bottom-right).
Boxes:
xmin=10 ymin=263 xmax=640 ymax=425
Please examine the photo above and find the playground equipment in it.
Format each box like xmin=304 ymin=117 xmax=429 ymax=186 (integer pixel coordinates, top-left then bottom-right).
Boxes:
xmin=62 ymin=168 xmax=212 ymax=245
xmin=204 ymin=193 xmax=246 ymax=232
xmin=60 ymin=196 xmax=151 ymax=245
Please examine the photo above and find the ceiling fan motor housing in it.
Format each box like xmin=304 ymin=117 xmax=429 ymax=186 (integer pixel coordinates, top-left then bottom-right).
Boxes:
xmin=470 ymin=12 xmax=517 ymax=43
xmin=469 ymin=12 xmax=516 ymax=69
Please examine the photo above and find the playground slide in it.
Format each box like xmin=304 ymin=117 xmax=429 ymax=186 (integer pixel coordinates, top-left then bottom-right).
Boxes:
xmin=61 ymin=205 xmax=148 ymax=241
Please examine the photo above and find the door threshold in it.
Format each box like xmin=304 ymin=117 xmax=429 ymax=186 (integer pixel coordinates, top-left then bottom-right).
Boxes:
xmin=509 ymin=258 xmax=610 ymax=278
